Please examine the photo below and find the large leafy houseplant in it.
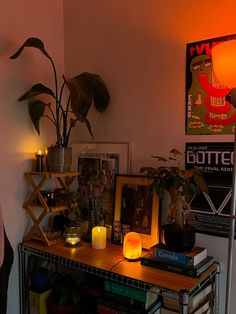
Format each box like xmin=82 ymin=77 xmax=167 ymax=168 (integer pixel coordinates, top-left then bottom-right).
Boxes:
xmin=10 ymin=37 xmax=110 ymax=148
xmin=140 ymin=149 xmax=208 ymax=250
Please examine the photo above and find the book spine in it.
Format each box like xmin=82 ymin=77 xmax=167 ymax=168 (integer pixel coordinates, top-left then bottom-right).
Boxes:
xmin=141 ymin=258 xmax=201 ymax=278
xmin=149 ymin=247 xmax=207 ymax=266
xmin=142 ymin=256 xmax=214 ymax=278
xmin=104 ymin=280 xmax=147 ymax=302
xmin=104 ymin=291 xmax=147 ymax=309
xmin=98 ymin=297 xmax=146 ymax=314
xmin=149 ymin=248 xmax=192 ymax=265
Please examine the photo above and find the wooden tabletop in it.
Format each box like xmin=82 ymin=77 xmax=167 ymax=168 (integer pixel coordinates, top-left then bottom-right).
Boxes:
xmin=21 ymin=240 xmax=219 ymax=293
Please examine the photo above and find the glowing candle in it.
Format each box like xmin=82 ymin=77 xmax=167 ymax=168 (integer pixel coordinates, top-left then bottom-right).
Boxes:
xmin=64 ymin=226 xmax=81 ymax=247
xmin=65 ymin=236 xmax=80 ymax=246
xmin=35 ymin=150 xmax=44 ymax=172
xmin=123 ymin=232 xmax=142 ymax=260
xmin=92 ymin=226 xmax=106 ymax=249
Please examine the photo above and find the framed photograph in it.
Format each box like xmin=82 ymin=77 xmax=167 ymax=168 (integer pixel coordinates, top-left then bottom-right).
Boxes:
xmin=113 ymin=174 xmax=159 ymax=249
xmin=71 ymin=142 xmax=130 ymax=226
xmin=71 ymin=141 xmax=130 ymax=174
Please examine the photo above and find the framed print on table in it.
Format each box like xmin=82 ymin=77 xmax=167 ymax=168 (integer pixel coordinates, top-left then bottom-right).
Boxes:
xmin=113 ymin=174 xmax=159 ymax=249
xmin=71 ymin=142 xmax=130 ymax=226
xmin=71 ymin=141 xmax=130 ymax=174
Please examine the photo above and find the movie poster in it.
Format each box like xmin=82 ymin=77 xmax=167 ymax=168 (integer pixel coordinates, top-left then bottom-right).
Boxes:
xmin=185 ymin=142 xmax=234 ymax=238
xmin=186 ymin=34 xmax=236 ymax=135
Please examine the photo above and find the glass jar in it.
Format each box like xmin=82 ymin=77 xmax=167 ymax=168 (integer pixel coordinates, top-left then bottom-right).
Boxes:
xmin=64 ymin=225 xmax=81 ymax=247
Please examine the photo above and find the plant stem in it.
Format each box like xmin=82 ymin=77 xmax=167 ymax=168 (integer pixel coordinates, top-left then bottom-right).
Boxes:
xmin=48 ymin=55 xmax=62 ymax=145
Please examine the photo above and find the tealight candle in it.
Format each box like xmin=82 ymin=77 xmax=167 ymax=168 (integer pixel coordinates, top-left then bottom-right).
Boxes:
xmin=64 ymin=226 xmax=81 ymax=247
xmin=92 ymin=226 xmax=106 ymax=249
xmin=65 ymin=236 xmax=80 ymax=246
xmin=35 ymin=150 xmax=44 ymax=172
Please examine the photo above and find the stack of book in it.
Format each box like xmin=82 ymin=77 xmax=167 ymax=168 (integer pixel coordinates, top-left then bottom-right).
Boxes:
xmin=161 ymin=282 xmax=212 ymax=313
xmin=141 ymin=243 xmax=214 ymax=278
xmin=161 ymin=300 xmax=211 ymax=314
xmin=97 ymin=279 xmax=162 ymax=314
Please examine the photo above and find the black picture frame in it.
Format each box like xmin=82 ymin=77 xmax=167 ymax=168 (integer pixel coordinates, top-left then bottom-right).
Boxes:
xmin=112 ymin=174 xmax=159 ymax=249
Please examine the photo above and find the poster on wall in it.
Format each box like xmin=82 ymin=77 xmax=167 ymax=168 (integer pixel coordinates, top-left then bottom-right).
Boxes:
xmin=185 ymin=34 xmax=236 ymax=135
xmin=185 ymin=142 xmax=234 ymax=238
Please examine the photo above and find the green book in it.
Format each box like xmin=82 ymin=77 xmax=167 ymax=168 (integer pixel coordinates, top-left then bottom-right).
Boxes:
xmin=104 ymin=279 xmax=158 ymax=306
xmin=140 ymin=254 xmax=214 ymax=278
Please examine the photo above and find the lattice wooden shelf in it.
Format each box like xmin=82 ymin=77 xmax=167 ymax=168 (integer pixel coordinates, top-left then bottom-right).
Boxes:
xmin=23 ymin=171 xmax=79 ymax=246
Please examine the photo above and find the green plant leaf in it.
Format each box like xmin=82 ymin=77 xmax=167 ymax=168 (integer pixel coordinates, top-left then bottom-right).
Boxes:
xmin=84 ymin=118 xmax=94 ymax=139
xmin=10 ymin=38 xmax=110 ymax=147
xmin=193 ymin=174 xmax=208 ymax=193
xmin=28 ymin=99 xmax=47 ymax=134
xmin=140 ymin=166 xmax=155 ymax=173
xmin=170 ymin=148 xmax=182 ymax=156
xmin=18 ymin=84 xmax=55 ymax=101
xmin=79 ymin=72 xmax=110 ymax=113
xmin=151 ymin=156 xmax=168 ymax=162
xmin=64 ymin=75 xmax=92 ymax=122
xmin=10 ymin=37 xmax=51 ymax=60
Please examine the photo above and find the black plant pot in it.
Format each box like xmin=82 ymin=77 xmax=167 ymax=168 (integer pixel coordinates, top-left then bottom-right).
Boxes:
xmin=162 ymin=223 xmax=196 ymax=252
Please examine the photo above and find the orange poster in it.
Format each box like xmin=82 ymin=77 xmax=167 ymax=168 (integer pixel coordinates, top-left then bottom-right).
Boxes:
xmin=186 ymin=34 xmax=236 ymax=135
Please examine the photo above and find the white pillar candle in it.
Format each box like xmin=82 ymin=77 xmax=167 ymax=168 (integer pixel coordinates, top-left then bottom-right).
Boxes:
xmin=92 ymin=226 xmax=106 ymax=249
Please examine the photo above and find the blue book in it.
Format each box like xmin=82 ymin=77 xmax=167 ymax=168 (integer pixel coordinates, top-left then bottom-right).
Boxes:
xmin=149 ymin=243 xmax=207 ymax=267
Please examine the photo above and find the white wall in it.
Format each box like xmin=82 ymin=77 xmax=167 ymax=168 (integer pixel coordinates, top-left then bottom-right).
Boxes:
xmin=0 ymin=1 xmax=64 ymax=313
xmin=1 ymin=1 xmax=236 ymax=313
xmin=64 ymin=1 xmax=236 ymax=313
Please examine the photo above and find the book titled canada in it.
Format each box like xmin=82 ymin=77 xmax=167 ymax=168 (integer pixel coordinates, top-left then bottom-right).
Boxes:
xmin=149 ymin=243 xmax=207 ymax=267
xmin=141 ymin=254 xmax=214 ymax=278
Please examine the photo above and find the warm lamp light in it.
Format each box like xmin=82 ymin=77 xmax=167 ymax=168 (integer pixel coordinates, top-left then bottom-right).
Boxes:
xmin=212 ymin=40 xmax=236 ymax=89
xmin=212 ymin=39 xmax=236 ymax=314
xmin=123 ymin=232 xmax=142 ymax=261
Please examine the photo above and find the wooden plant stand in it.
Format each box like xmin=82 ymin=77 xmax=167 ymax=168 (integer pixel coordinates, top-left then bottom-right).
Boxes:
xmin=23 ymin=171 xmax=79 ymax=246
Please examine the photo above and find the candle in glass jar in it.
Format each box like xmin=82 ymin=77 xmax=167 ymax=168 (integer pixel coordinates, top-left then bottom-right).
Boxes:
xmin=65 ymin=235 xmax=80 ymax=246
xmin=92 ymin=226 xmax=106 ymax=249
xmin=64 ymin=226 xmax=81 ymax=247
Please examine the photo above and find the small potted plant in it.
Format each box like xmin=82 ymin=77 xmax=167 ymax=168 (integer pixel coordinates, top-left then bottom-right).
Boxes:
xmin=10 ymin=37 xmax=110 ymax=171
xmin=62 ymin=191 xmax=82 ymax=224
xmin=140 ymin=149 xmax=208 ymax=251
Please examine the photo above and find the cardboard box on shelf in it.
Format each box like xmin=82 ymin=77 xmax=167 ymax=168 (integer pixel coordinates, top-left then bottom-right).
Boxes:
xmin=29 ymin=289 xmax=52 ymax=314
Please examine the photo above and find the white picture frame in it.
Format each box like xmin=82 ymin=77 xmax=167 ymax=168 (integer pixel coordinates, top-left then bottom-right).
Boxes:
xmin=70 ymin=142 xmax=130 ymax=226
xmin=71 ymin=141 xmax=130 ymax=174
